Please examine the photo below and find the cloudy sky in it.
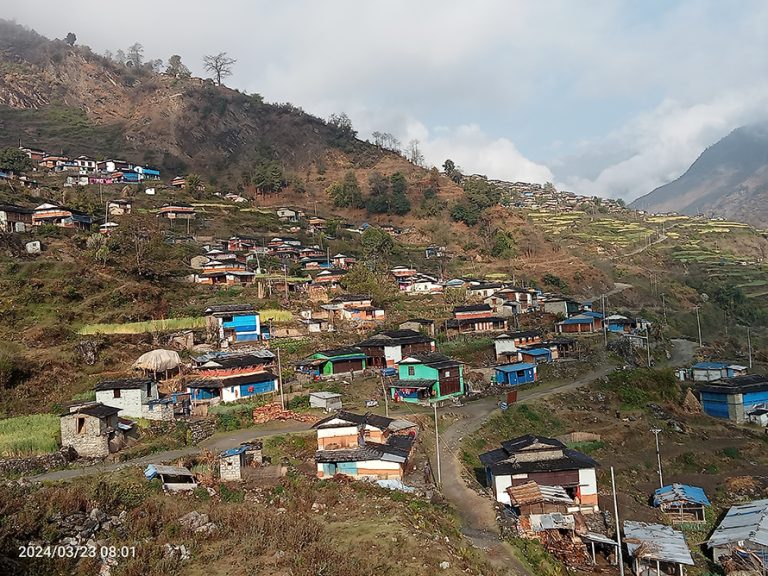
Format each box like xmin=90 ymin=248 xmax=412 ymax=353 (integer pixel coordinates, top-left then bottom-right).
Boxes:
xmin=6 ymin=0 xmax=768 ymax=200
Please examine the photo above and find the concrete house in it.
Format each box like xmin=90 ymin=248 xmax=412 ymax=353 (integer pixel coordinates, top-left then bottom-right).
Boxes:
xmin=699 ymin=374 xmax=768 ymax=423
xmin=187 ymin=371 xmax=278 ymax=404
xmin=94 ymin=378 xmax=173 ymax=420
xmin=388 ymin=352 xmax=464 ymax=404
xmin=313 ymin=411 xmax=417 ymax=480
xmin=479 ymin=435 xmax=599 ymax=512
xmin=494 ymin=331 xmax=543 ymax=362
xmin=60 ymin=402 xmax=135 ymax=458
xmin=357 ymin=329 xmax=436 ymax=369
xmin=107 ymin=199 xmax=132 ymax=216
xmin=204 ymin=304 xmax=264 ymax=347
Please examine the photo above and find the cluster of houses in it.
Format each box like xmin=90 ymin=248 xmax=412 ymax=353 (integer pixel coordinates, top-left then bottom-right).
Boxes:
xmin=191 ymin=235 xmax=361 ymax=294
xmin=478 ymin=433 xmax=766 ymax=574
xmin=461 ymin=175 xmax=625 ymax=214
xmin=18 ymin=146 xmax=162 ymax=184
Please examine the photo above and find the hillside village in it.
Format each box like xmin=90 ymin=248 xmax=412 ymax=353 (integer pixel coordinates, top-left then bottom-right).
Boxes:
xmin=4 ymin=138 xmax=768 ymax=576
xmin=5 ymin=19 xmax=768 ymax=576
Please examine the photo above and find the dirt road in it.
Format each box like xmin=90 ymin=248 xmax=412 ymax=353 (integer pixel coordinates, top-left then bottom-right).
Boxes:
xmin=437 ymin=338 xmax=698 ymax=575
xmin=30 ymin=420 xmax=312 ymax=483
xmin=438 ymin=363 xmax=618 ymax=575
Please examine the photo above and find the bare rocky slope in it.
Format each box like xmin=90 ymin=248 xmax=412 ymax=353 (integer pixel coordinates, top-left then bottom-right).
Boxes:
xmin=630 ymin=123 xmax=768 ymax=226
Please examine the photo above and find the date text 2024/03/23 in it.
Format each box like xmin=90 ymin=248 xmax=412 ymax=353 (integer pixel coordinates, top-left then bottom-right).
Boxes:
xmin=19 ymin=545 xmax=137 ymax=559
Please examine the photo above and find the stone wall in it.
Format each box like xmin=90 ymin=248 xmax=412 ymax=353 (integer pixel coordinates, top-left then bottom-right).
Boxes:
xmin=0 ymin=447 xmax=81 ymax=477
xmin=188 ymin=419 xmax=216 ymax=444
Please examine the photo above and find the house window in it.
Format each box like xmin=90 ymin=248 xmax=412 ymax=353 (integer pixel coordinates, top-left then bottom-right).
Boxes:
xmin=113 ymin=388 xmax=121 ymax=399
xmin=76 ymin=417 xmax=86 ymax=434
xmin=444 ymin=370 xmax=451 ymax=377
xmin=408 ymin=366 xmax=415 ymax=376
xmin=146 ymin=383 xmax=152 ymax=397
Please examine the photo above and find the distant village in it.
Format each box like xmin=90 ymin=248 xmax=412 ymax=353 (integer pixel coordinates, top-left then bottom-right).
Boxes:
xmin=3 ymin=143 xmax=768 ymax=576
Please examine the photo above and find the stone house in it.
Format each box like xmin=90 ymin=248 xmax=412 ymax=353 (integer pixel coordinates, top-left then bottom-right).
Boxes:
xmin=60 ymin=402 xmax=135 ymax=458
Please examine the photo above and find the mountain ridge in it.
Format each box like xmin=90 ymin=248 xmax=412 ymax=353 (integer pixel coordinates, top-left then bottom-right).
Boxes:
xmin=630 ymin=123 xmax=768 ymax=226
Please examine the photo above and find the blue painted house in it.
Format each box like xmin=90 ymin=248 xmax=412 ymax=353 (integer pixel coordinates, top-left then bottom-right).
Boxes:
xmin=495 ymin=362 xmax=537 ymax=386
xmin=204 ymin=304 xmax=267 ymax=347
xmin=187 ymin=371 xmax=278 ymax=403
xmin=700 ymin=375 xmax=768 ymax=423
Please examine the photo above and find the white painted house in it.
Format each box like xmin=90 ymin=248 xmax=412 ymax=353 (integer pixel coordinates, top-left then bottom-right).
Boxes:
xmin=94 ymin=378 xmax=172 ymax=420
xmin=479 ymin=435 xmax=599 ymax=513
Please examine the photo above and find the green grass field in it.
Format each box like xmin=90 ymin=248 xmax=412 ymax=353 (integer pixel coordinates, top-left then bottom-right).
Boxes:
xmin=0 ymin=414 xmax=60 ymax=457
xmin=78 ymin=309 xmax=294 ymax=335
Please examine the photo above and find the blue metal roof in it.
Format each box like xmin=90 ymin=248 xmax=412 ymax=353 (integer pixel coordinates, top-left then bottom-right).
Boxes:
xmin=580 ymin=311 xmax=604 ymax=319
xmin=693 ymin=362 xmax=728 ymax=370
xmin=495 ymin=362 xmax=536 ymax=372
xmin=520 ymin=348 xmax=551 ymax=356
xmin=560 ymin=317 xmax=593 ymax=324
xmin=654 ymin=483 xmax=710 ymax=507
xmin=221 ymin=446 xmax=248 ymax=458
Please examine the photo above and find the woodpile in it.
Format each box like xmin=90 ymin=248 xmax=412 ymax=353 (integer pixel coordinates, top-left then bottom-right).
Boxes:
xmin=253 ymin=403 xmax=317 ymax=425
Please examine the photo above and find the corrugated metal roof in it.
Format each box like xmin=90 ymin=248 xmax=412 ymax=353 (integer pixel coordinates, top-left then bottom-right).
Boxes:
xmin=707 ymin=499 xmax=768 ymax=549
xmin=693 ymin=362 xmax=728 ymax=370
xmin=221 ymin=446 xmax=248 ymax=458
xmin=495 ymin=362 xmax=537 ymax=372
xmin=654 ymin=483 xmax=711 ymax=507
xmin=530 ymin=512 xmax=575 ymax=532
xmin=624 ymin=521 xmax=694 ymax=565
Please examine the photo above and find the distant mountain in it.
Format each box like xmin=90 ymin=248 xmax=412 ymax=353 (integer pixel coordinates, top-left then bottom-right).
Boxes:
xmin=630 ymin=123 xmax=768 ymax=226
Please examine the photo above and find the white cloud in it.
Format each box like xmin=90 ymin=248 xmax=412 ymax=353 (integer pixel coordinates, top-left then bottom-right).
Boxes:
xmin=414 ymin=123 xmax=554 ymax=183
xmin=556 ymin=87 xmax=768 ymax=200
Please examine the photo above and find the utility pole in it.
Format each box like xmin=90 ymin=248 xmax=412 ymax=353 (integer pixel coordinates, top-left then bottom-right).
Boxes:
xmin=434 ymin=403 xmax=441 ymax=485
xmin=748 ymin=327 xmax=753 ymax=369
xmin=611 ymin=467 xmax=625 ymax=576
xmin=661 ymin=293 xmax=667 ymax=326
xmin=602 ymin=294 xmax=608 ymax=348
xmin=277 ymin=347 xmax=285 ymax=410
xmin=695 ymin=306 xmax=703 ymax=348
xmin=379 ymin=372 xmax=389 ymax=417
xmin=645 ymin=325 xmax=651 ymax=368
xmin=651 ymin=428 xmax=663 ymax=488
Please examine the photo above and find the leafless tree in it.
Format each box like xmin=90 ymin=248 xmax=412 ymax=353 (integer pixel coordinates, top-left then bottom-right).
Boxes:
xmin=203 ymin=52 xmax=236 ymax=86
xmin=126 ymin=43 xmax=144 ymax=67
xmin=406 ymin=139 xmax=425 ymax=166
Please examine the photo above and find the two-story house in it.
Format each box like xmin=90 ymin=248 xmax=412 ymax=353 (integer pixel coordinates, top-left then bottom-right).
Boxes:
xmin=479 ymin=435 xmax=599 ymax=513
xmin=313 ymin=411 xmax=417 ymax=480
xmin=388 ymin=352 xmax=464 ymax=404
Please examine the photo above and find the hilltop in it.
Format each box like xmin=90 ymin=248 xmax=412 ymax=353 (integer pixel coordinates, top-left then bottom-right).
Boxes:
xmin=630 ymin=123 xmax=768 ymax=227
xmin=0 ymin=19 xmax=413 ymax=190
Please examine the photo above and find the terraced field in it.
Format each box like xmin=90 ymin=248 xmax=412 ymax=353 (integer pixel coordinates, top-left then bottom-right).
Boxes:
xmin=526 ymin=210 xmax=654 ymax=251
